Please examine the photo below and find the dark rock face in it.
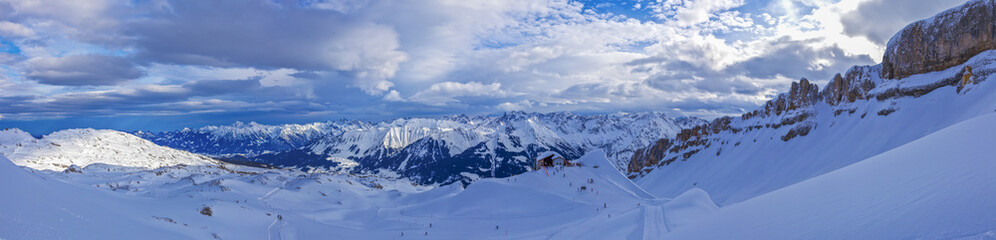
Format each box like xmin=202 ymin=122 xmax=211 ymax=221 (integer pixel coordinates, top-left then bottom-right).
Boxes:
xmin=627 ymin=138 xmax=672 ymax=173
xmin=881 ymin=0 xmax=996 ymax=79
xmin=626 ymin=79 xmax=822 ymax=175
xmin=822 ymin=66 xmax=877 ymax=105
xmin=780 ymin=123 xmax=812 ymax=142
xmin=788 ymin=78 xmax=820 ymax=110
xmin=762 ymin=78 xmax=820 ymax=116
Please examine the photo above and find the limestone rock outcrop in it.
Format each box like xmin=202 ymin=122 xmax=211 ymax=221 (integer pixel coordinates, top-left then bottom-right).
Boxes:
xmin=821 ymin=66 xmax=877 ymax=105
xmin=881 ymin=0 xmax=996 ymax=79
xmin=762 ymin=78 xmax=820 ymax=116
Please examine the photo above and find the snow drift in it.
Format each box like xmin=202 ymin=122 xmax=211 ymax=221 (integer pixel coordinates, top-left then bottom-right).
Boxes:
xmin=663 ymin=112 xmax=996 ymax=239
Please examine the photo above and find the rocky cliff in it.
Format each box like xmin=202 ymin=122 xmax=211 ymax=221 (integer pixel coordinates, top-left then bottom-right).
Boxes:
xmin=628 ymin=0 xmax=996 ymax=177
xmin=628 ymin=78 xmax=820 ymax=174
xmin=881 ymin=0 xmax=996 ymax=80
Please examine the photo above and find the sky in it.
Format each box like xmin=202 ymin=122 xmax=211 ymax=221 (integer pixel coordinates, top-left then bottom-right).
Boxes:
xmin=0 ymin=0 xmax=970 ymax=134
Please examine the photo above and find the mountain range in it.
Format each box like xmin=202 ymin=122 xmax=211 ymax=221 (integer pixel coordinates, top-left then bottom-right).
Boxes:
xmin=2 ymin=1 xmax=996 ymax=238
xmin=132 ymin=111 xmax=703 ymax=185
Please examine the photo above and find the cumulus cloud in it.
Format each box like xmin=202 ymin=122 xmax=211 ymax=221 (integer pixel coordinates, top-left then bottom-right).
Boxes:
xmin=497 ymin=100 xmax=534 ymax=111
xmin=2 ymin=0 xmax=130 ymax=46
xmin=409 ymin=81 xmax=508 ymax=106
xmin=382 ymin=90 xmax=405 ymax=102
xmin=675 ymin=0 xmax=746 ymax=26
xmin=127 ymin=1 xmax=407 ymax=94
xmin=0 ymin=0 xmax=944 ymax=128
xmin=0 ymin=21 xmax=34 ymax=37
xmin=840 ymin=0 xmax=967 ymax=44
xmin=26 ymin=55 xmax=143 ymax=86
xmin=644 ymin=0 xmax=746 ymax=27
xmin=726 ymin=37 xmax=874 ymax=81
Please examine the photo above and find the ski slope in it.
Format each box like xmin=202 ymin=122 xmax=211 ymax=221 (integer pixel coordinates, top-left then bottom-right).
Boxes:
xmin=663 ymin=113 xmax=996 ymax=239
xmin=0 ymin=147 xmax=724 ymax=239
xmin=0 ymin=154 xmax=191 ymax=239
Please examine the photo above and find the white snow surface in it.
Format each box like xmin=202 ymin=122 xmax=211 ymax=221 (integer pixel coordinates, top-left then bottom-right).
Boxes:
xmin=0 ymin=154 xmax=193 ymax=239
xmin=3 ymin=112 xmax=993 ymax=239
xmin=0 ymin=128 xmax=33 ymax=156
xmin=0 ymin=128 xmax=217 ymax=171
xmin=664 ymin=112 xmax=996 ymax=239
xmin=0 ymin=149 xmax=721 ymax=239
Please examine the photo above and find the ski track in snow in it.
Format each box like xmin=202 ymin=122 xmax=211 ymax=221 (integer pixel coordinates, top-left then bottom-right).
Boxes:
xmin=260 ymin=183 xmax=286 ymax=240
xmin=643 ymin=205 xmax=670 ymax=239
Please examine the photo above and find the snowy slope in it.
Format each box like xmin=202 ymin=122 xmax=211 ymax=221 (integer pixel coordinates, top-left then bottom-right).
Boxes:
xmin=0 ymin=128 xmax=218 ymax=171
xmin=0 ymin=128 xmax=33 ymax=156
xmin=3 ymin=113 xmax=991 ymax=239
xmin=0 ymin=154 xmax=192 ymax=239
xmin=0 ymin=150 xmax=431 ymax=239
xmin=0 ymin=147 xmax=722 ymax=239
xmin=663 ymin=112 xmax=996 ymax=239
xmin=634 ymin=49 xmax=996 ymax=205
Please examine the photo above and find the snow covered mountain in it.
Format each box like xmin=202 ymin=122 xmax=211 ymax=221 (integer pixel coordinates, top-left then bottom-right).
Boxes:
xmin=136 ymin=112 xmax=704 ymax=185
xmin=628 ymin=0 xmax=996 ymax=206
xmin=0 ymin=128 xmax=219 ymax=171
xmin=3 ymin=113 xmax=993 ymax=239
xmin=132 ymin=121 xmax=337 ymax=157
xmin=4 ymin=1 xmax=996 ymax=239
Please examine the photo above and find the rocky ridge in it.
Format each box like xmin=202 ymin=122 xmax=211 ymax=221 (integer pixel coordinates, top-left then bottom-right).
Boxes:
xmin=628 ymin=0 xmax=995 ymax=177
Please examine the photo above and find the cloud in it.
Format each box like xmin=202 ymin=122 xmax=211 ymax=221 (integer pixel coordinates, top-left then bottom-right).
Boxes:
xmin=675 ymin=0 xmax=746 ymax=26
xmin=725 ymin=37 xmax=874 ymax=81
xmin=2 ymin=0 xmax=130 ymax=46
xmin=497 ymin=100 xmax=534 ymax=111
xmin=125 ymin=1 xmax=408 ymax=94
xmin=645 ymin=0 xmax=746 ymax=26
xmin=0 ymin=21 xmax=34 ymax=37
xmin=382 ymin=90 xmax=405 ymax=102
xmin=183 ymin=78 xmax=263 ymax=96
xmin=290 ymin=71 xmax=322 ymax=80
xmin=840 ymin=0 xmax=967 ymax=44
xmin=0 ymin=0 xmax=954 ymax=130
xmin=0 ymin=79 xmax=303 ymax=120
xmin=26 ymin=55 xmax=143 ymax=86
xmin=409 ymin=81 xmax=507 ymax=106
